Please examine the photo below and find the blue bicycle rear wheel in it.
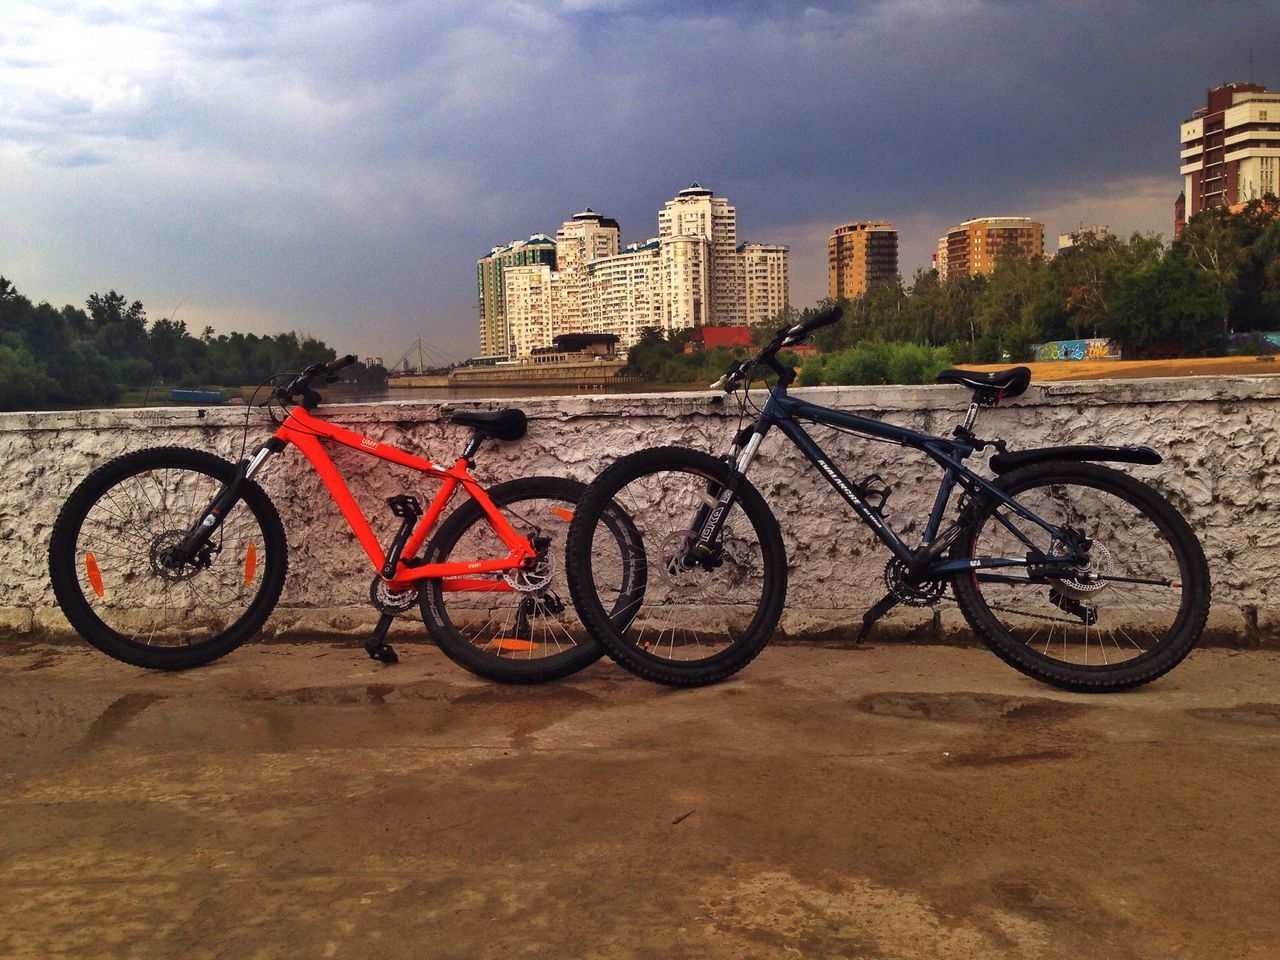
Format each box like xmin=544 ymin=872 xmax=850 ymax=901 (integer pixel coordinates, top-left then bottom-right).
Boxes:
xmin=951 ymin=460 xmax=1210 ymax=691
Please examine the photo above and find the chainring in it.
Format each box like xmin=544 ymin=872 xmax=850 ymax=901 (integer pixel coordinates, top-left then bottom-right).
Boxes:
xmin=883 ymin=558 xmax=946 ymax=607
xmin=369 ymin=577 xmax=419 ymax=615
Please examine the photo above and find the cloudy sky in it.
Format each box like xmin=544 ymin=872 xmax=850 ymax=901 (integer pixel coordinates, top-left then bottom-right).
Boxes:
xmin=2 ymin=0 xmax=1277 ymax=365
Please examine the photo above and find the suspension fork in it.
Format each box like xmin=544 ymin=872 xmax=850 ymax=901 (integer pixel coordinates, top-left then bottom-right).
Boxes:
xmin=687 ymin=424 xmax=769 ymax=563
xmin=167 ymin=440 xmax=280 ymax=566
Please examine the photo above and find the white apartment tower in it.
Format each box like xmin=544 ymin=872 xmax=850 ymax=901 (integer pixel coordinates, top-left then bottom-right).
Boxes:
xmin=555 ymin=209 xmax=620 ymax=272
xmin=739 ymin=242 xmax=790 ymax=325
xmin=548 ymin=209 xmax=616 ymax=335
xmin=503 ymin=264 xmax=557 ymax=360
xmin=658 ymin=184 xmax=739 ymax=326
xmin=658 ymin=235 xmax=711 ymax=331
xmin=582 ymin=240 xmax=663 ymax=345
xmin=1180 ymin=82 xmax=1280 ymax=219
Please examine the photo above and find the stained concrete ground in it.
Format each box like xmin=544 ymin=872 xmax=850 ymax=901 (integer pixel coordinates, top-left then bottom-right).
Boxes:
xmin=1 ymin=637 xmax=1277 ymax=960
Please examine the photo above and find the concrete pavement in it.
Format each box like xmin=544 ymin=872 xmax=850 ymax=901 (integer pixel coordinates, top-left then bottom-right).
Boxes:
xmin=1 ymin=637 xmax=1278 ymax=959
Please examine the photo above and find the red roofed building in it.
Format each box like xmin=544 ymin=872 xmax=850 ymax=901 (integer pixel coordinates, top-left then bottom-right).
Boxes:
xmin=684 ymin=325 xmax=752 ymax=352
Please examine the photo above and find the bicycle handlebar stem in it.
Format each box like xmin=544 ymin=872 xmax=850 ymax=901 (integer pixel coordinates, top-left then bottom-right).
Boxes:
xmin=712 ymin=306 xmax=842 ymax=393
xmin=278 ymin=354 xmax=359 ymax=410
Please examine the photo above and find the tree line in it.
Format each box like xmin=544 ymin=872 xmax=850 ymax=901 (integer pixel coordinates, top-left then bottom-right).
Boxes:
xmin=628 ymin=200 xmax=1280 ymax=386
xmin=808 ymin=200 xmax=1280 ymax=364
xmin=0 ymin=278 xmax=384 ymax=411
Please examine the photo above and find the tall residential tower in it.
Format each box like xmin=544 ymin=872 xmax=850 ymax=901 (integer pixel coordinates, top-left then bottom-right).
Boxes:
xmin=658 ymin=183 xmax=740 ymax=326
xmin=936 ymin=218 xmax=1044 ymax=280
xmin=828 ymin=221 xmax=898 ymax=300
xmin=1180 ymin=82 xmax=1280 ymax=219
xmin=476 ymin=235 xmax=556 ymax=357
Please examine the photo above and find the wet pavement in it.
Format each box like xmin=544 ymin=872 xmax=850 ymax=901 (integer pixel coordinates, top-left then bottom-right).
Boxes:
xmin=1 ymin=637 xmax=1278 ymax=959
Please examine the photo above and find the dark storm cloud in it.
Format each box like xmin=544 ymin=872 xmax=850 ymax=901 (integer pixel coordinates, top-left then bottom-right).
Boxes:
xmin=1 ymin=0 xmax=1277 ymax=361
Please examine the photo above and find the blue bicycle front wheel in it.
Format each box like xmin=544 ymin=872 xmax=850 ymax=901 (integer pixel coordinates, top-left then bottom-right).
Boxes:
xmin=565 ymin=446 xmax=788 ymax=687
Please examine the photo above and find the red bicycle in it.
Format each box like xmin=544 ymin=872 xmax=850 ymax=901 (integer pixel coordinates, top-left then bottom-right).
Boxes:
xmin=48 ymin=355 xmax=640 ymax=682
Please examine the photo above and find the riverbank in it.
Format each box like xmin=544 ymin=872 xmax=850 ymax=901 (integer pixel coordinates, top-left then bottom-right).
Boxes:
xmin=972 ymin=354 xmax=1280 ymax=381
xmin=100 ymin=356 xmax=1280 ymax=409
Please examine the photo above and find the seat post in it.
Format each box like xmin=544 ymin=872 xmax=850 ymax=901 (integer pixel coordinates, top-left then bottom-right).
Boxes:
xmin=461 ymin=431 xmax=484 ymax=462
xmin=961 ymin=399 xmax=981 ymax=432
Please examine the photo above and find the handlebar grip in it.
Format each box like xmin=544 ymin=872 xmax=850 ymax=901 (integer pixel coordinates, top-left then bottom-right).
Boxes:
xmin=789 ymin=305 xmax=843 ymax=339
xmin=325 ymin=354 xmax=358 ymax=373
xmin=807 ymin=305 xmax=843 ymax=331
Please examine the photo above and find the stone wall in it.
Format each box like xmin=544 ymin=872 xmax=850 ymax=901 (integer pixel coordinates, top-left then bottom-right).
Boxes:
xmin=5 ymin=376 xmax=1278 ymax=644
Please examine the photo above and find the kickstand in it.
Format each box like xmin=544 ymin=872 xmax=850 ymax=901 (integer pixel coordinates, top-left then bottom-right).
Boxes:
xmin=364 ymin=612 xmax=399 ymax=664
xmin=856 ymin=593 xmax=900 ymax=642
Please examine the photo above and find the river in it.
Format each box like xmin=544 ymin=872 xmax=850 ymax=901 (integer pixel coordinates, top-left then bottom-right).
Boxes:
xmin=330 ymin=381 xmax=707 ymax=403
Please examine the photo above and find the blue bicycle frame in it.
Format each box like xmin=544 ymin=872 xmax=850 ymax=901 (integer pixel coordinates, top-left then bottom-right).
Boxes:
xmin=692 ymin=362 xmax=1086 ymax=582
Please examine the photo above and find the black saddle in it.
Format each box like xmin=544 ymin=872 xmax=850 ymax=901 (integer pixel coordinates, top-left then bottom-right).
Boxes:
xmin=935 ymin=366 xmax=1031 ymax=405
xmin=449 ymin=408 xmax=528 ymax=442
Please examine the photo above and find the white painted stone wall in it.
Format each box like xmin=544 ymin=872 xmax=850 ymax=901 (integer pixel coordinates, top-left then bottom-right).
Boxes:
xmin=5 ymin=376 xmax=1278 ymax=645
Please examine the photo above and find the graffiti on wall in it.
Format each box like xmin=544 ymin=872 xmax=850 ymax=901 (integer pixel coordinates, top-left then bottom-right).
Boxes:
xmin=1032 ymin=338 xmax=1122 ymax=362
xmin=1226 ymin=332 xmax=1280 ymax=352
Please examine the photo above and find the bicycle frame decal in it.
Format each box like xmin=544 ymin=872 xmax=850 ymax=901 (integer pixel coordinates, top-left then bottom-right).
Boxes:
xmin=273 ymin=406 xmax=535 ymax=589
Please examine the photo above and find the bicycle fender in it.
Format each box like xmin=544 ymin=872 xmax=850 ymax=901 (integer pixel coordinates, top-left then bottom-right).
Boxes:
xmin=989 ymin=444 xmax=1162 ymax=474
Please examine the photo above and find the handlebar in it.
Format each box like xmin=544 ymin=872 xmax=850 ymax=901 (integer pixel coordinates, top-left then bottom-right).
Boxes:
xmin=325 ymin=354 xmax=359 ymax=374
xmin=272 ymin=354 xmax=359 ymax=407
xmin=709 ymin=306 xmax=843 ymax=392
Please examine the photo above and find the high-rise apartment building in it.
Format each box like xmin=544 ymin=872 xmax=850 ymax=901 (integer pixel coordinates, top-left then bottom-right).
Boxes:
xmin=476 ymin=234 xmax=556 ymax=357
xmin=503 ymin=264 xmax=558 ymax=360
xmin=658 ymin=184 xmax=739 ymax=325
xmin=555 ymin=209 xmax=620 ymax=273
xmin=1180 ymin=82 xmax=1280 ymax=219
xmin=740 ymin=242 xmax=790 ymax=325
xmin=936 ymin=218 xmax=1044 ymax=280
xmin=477 ymin=185 xmax=789 ymax=355
xmin=659 ymin=234 xmax=711 ymax=330
xmin=827 ymin=221 xmax=898 ymax=300
xmin=553 ymin=209 xmax=620 ymax=334
xmin=582 ymin=240 xmax=664 ymax=346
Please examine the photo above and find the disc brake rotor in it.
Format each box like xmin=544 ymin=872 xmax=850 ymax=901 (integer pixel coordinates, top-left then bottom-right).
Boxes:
xmin=149 ymin=530 xmax=202 ymax=582
xmin=1050 ymin=540 xmax=1115 ymax=599
xmin=503 ymin=533 xmax=554 ymax=592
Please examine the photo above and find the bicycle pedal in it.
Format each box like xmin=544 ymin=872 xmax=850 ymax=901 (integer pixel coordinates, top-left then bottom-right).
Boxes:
xmin=387 ymin=494 xmax=422 ymax=519
xmin=365 ymin=642 xmax=399 ymax=664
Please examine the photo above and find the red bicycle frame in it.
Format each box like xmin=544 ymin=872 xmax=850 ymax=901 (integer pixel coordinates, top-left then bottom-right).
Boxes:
xmin=266 ymin=405 xmax=536 ymax=593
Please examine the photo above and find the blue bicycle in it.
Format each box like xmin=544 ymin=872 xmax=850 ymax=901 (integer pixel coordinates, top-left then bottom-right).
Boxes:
xmin=565 ymin=307 xmax=1210 ymax=689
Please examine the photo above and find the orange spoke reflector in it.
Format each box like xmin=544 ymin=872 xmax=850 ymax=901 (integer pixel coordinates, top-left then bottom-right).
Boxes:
xmin=1171 ymin=580 xmax=1181 ymax=591
xmin=551 ymin=507 xmax=574 ymax=521
xmin=84 ymin=552 xmax=104 ymax=598
xmin=244 ymin=542 xmax=257 ymax=585
xmin=490 ymin=638 xmax=538 ymax=651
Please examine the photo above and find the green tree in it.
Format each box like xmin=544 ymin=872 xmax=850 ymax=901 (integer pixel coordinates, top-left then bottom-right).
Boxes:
xmin=0 ymin=342 xmax=59 ymax=409
xmin=1109 ymin=253 xmax=1225 ymax=351
xmin=1172 ymin=203 xmax=1274 ymax=337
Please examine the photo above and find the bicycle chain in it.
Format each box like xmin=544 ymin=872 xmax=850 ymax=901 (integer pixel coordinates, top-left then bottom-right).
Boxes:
xmin=983 ymin=602 xmax=1086 ymax=626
